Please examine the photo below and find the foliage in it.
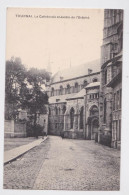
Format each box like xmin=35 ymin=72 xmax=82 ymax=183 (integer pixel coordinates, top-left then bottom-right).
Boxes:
xmin=5 ymin=57 xmax=26 ymax=104
xmin=5 ymin=57 xmax=50 ymax=127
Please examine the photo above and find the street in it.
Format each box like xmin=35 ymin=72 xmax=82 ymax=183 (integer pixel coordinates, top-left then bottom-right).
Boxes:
xmin=4 ymin=136 xmax=120 ymax=190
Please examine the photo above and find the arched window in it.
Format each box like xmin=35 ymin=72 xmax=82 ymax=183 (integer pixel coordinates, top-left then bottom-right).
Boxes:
xmin=67 ymin=84 xmax=71 ymax=94
xmin=105 ymin=70 xmax=107 ymax=84
xmin=63 ymin=105 xmax=66 ymax=114
xmin=58 ymin=107 xmax=61 ymax=115
xmin=51 ymin=87 xmax=54 ymax=96
xmin=49 ymin=108 xmax=51 ymax=115
xmin=90 ymin=105 xmax=99 ymax=116
xmin=80 ymin=107 xmax=84 ymax=129
xmin=59 ymin=86 xmax=63 ymax=95
xmin=104 ymin=98 xmax=107 ymax=123
xmin=55 ymin=107 xmax=58 ymax=115
xmin=75 ymin=82 xmax=79 ymax=93
xmin=83 ymin=80 xmax=88 ymax=87
xmin=70 ymin=107 xmax=74 ymax=129
xmin=92 ymin=78 xmax=98 ymax=82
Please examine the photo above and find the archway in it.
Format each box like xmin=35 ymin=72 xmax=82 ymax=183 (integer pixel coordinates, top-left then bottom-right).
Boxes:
xmin=87 ymin=105 xmax=99 ymax=140
xmin=91 ymin=118 xmax=99 ymax=140
xmin=70 ymin=107 xmax=74 ymax=129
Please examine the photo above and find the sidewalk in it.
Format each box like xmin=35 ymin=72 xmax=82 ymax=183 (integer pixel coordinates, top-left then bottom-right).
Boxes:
xmin=4 ymin=136 xmax=48 ymax=165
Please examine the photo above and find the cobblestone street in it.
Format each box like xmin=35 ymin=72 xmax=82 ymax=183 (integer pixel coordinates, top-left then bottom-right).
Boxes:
xmin=4 ymin=136 xmax=120 ymax=191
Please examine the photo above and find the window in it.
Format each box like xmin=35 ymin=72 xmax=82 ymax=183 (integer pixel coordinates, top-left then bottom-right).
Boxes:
xmin=55 ymin=107 xmax=58 ymax=115
xmin=119 ymin=89 xmax=122 ymax=109
xmin=105 ymin=70 xmax=107 ymax=84
xmin=113 ymin=93 xmax=116 ymax=110
xmin=70 ymin=108 xmax=74 ymax=129
xmin=51 ymin=87 xmax=54 ymax=96
xmin=92 ymin=78 xmax=98 ymax=82
xmin=67 ymin=84 xmax=71 ymax=94
xmin=58 ymin=107 xmax=61 ymax=115
xmin=119 ymin=120 xmax=121 ymax=141
xmin=80 ymin=107 xmax=84 ymax=129
xmin=104 ymin=98 xmax=107 ymax=123
xmin=75 ymin=82 xmax=79 ymax=93
xmin=63 ymin=105 xmax=66 ymax=114
xmin=83 ymin=80 xmax=88 ymax=87
xmin=49 ymin=108 xmax=51 ymax=115
xmin=117 ymin=91 xmax=120 ymax=110
xmin=90 ymin=105 xmax=99 ymax=116
xmin=59 ymin=86 xmax=63 ymax=95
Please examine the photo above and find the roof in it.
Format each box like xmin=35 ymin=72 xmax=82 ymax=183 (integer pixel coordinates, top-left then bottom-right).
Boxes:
xmin=49 ymin=93 xmax=76 ymax=104
xmin=85 ymin=82 xmax=100 ymax=89
xmin=66 ymin=88 xmax=85 ymax=100
xmin=49 ymin=88 xmax=86 ymax=103
xmin=51 ymin=59 xmax=100 ymax=83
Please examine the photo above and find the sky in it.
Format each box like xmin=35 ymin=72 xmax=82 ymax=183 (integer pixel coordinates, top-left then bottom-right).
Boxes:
xmin=6 ymin=8 xmax=104 ymax=74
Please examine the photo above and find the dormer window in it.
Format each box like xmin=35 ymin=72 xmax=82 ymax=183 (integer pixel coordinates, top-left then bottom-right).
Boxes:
xmin=93 ymin=78 xmax=98 ymax=82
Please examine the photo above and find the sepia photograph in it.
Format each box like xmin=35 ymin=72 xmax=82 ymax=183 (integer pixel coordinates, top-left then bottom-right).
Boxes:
xmin=2 ymin=6 xmax=124 ymax=191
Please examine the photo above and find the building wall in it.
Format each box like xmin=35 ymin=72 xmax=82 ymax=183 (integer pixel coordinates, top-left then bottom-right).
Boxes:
xmin=64 ymin=99 xmax=84 ymax=133
xmin=48 ymin=103 xmax=66 ymax=135
xmin=99 ymin=9 xmax=123 ymax=147
xmin=48 ymin=72 xmax=100 ymax=137
xmin=111 ymin=81 xmax=122 ymax=149
xmin=48 ymin=73 xmax=100 ymax=97
xmin=5 ymin=120 xmax=26 ymax=138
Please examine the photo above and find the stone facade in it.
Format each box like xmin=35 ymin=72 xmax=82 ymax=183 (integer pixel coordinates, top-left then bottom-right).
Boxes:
xmin=47 ymin=60 xmax=100 ymax=139
xmin=46 ymin=9 xmax=123 ymax=149
xmin=85 ymin=83 xmax=100 ymax=140
xmin=99 ymin=9 xmax=123 ymax=148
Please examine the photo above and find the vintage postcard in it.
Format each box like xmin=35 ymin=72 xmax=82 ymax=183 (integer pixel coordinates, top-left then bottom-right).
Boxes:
xmin=3 ymin=7 xmax=124 ymax=191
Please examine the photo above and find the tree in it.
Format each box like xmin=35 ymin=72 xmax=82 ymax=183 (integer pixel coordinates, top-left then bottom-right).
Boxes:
xmin=20 ymin=68 xmax=49 ymax=138
xmin=5 ymin=57 xmax=50 ymax=137
xmin=5 ymin=57 xmax=26 ymax=119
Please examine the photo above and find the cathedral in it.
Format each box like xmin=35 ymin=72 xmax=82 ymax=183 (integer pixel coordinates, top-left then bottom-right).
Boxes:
xmin=46 ymin=9 xmax=123 ymax=149
xmin=47 ymin=60 xmax=100 ymax=140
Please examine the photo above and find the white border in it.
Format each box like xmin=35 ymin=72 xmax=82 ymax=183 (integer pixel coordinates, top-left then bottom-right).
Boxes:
xmin=0 ymin=0 xmax=129 ymax=195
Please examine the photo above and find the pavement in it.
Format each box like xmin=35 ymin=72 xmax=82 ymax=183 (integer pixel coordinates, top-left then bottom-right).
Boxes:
xmin=4 ymin=136 xmax=120 ymax=190
xmin=4 ymin=136 xmax=48 ymax=165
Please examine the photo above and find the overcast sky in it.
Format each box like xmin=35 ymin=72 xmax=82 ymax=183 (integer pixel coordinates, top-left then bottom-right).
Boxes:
xmin=6 ymin=8 xmax=104 ymax=74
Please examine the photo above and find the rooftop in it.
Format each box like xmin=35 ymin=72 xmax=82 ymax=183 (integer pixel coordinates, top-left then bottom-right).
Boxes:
xmin=49 ymin=93 xmax=76 ymax=104
xmin=51 ymin=59 xmax=100 ymax=83
xmin=66 ymin=88 xmax=85 ymax=100
xmin=85 ymin=82 xmax=100 ymax=89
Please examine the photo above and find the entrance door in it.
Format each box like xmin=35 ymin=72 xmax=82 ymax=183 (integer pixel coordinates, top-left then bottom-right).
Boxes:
xmin=91 ymin=119 xmax=99 ymax=140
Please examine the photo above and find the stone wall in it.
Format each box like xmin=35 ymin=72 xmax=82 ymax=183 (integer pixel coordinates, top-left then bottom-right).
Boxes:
xmin=4 ymin=120 xmax=14 ymax=138
xmin=4 ymin=120 xmax=27 ymax=138
xmin=48 ymin=102 xmax=65 ymax=135
xmin=38 ymin=114 xmax=48 ymax=135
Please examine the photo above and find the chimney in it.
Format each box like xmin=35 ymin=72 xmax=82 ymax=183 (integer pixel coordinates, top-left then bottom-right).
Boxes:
xmin=88 ymin=69 xmax=92 ymax=75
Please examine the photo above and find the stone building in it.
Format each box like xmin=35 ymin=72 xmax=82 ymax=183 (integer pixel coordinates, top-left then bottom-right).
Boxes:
xmin=99 ymin=9 xmax=123 ymax=149
xmin=85 ymin=82 xmax=100 ymax=140
xmin=47 ymin=60 xmax=100 ymax=138
xmin=46 ymin=9 xmax=123 ymax=148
